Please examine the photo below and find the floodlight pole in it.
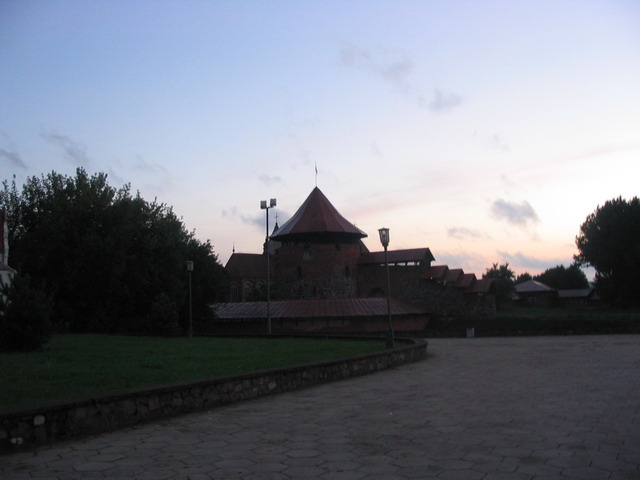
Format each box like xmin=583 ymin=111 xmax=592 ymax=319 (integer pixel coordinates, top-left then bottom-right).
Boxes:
xmin=261 ymin=198 xmax=276 ymax=335
xmin=378 ymin=228 xmax=394 ymax=348
xmin=186 ymin=260 xmax=194 ymax=338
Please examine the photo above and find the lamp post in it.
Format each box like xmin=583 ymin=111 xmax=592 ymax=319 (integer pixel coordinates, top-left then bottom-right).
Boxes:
xmin=186 ymin=260 xmax=194 ymax=338
xmin=260 ymin=198 xmax=276 ymax=335
xmin=378 ymin=228 xmax=394 ymax=348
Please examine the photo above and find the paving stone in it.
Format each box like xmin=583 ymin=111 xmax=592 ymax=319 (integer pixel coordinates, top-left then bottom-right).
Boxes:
xmin=0 ymin=336 xmax=638 ymax=480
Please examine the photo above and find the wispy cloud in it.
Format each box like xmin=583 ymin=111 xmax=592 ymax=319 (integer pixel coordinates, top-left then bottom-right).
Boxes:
xmin=497 ymin=250 xmax=567 ymax=271
xmin=491 ymin=199 xmax=539 ymax=227
xmin=486 ymin=134 xmax=510 ymax=152
xmin=41 ymin=132 xmax=90 ymax=166
xmin=340 ymin=42 xmax=414 ymax=89
xmin=133 ymin=156 xmax=168 ymax=175
xmin=434 ymin=250 xmax=490 ymax=275
xmin=339 ymin=42 xmax=462 ymax=112
xmin=447 ymin=227 xmax=483 ymax=240
xmin=0 ymin=148 xmax=27 ymax=169
xmin=221 ymin=206 xmax=264 ymax=229
xmin=427 ymin=89 xmax=462 ymax=112
xmin=257 ymin=174 xmax=284 ymax=187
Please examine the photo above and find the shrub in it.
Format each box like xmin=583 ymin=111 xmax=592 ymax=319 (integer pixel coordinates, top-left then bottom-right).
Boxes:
xmin=0 ymin=274 xmax=52 ymax=351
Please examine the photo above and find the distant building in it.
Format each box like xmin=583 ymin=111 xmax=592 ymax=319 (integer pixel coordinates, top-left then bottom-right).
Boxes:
xmin=514 ymin=280 xmax=600 ymax=308
xmin=514 ymin=280 xmax=557 ymax=307
xmin=216 ymin=187 xmax=494 ymax=334
xmin=0 ymin=210 xmax=16 ymax=291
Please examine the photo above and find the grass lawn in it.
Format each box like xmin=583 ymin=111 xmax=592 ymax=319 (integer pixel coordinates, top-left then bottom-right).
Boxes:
xmin=0 ymin=334 xmax=385 ymax=410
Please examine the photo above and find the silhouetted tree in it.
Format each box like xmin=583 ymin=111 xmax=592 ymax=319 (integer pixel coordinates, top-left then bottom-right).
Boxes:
xmin=516 ymin=272 xmax=532 ymax=284
xmin=0 ymin=273 xmax=52 ymax=351
xmin=0 ymin=169 xmax=228 ymax=334
xmin=534 ymin=264 xmax=588 ymax=290
xmin=483 ymin=262 xmax=515 ymax=308
xmin=575 ymin=196 xmax=640 ymax=307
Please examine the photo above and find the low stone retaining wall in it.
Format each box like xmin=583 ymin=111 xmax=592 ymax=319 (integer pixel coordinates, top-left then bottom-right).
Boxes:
xmin=0 ymin=338 xmax=427 ymax=453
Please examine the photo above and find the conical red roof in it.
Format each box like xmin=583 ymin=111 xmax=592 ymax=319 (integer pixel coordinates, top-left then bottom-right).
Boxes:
xmin=271 ymin=187 xmax=367 ymax=243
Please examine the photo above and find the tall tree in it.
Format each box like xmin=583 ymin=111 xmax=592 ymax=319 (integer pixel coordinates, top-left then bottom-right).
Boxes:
xmin=483 ymin=262 xmax=515 ymax=308
xmin=1 ymin=169 xmax=228 ymax=333
xmin=516 ymin=272 xmax=532 ymax=284
xmin=575 ymin=196 xmax=640 ymax=307
xmin=534 ymin=264 xmax=589 ymax=290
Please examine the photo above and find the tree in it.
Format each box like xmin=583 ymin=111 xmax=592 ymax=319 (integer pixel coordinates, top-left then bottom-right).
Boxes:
xmin=0 ymin=168 xmax=228 ymax=333
xmin=483 ymin=262 xmax=515 ymax=308
xmin=0 ymin=273 xmax=52 ymax=351
xmin=575 ymin=196 xmax=640 ymax=307
xmin=516 ymin=272 xmax=532 ymax=284
xmin=534 ymin=264 xmax=588 ymax=290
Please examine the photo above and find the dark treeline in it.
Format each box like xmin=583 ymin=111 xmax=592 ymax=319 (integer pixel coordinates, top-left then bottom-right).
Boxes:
xmin=1 ymin=168 xmax=228 ymax=337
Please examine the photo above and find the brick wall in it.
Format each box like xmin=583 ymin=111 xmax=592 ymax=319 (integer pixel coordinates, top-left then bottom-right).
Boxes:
xmin=274 ymin=243 xmax=363 ymax=299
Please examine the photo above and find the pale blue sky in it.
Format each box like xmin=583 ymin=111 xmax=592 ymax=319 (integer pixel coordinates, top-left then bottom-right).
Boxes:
xmin=2 ymin=0 xmax=639 ymax=276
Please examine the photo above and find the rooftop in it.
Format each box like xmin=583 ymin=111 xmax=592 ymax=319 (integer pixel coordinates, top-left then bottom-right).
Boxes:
xmin=271 ymin=187 xmax=367 ymax=243
xmin=212 ymin=297 xmax=428 ymax=320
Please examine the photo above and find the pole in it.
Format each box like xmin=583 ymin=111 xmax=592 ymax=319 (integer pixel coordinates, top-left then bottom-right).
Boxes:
xmin=266 ymin=207 xmax=271 ymax=335
xmin=188 ymin=268 xmax=193 ymax=338
xmin=384 ymin=245 xmax=394 ymax=348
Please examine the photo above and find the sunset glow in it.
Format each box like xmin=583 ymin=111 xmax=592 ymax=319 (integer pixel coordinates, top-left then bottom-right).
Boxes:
xmin=1 ymin=1 xmax=639 ymax=278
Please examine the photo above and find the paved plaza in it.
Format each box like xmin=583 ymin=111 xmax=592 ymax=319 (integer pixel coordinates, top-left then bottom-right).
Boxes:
xmin=1 ymin=335 xmax=639 ymax=479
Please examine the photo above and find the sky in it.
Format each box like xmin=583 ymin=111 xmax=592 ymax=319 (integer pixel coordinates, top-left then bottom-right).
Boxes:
xmin=1 ymin=0 xmax=639 ymax=279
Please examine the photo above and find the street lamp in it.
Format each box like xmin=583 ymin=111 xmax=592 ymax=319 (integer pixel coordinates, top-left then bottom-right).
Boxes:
xmin=378 ymin=228 xmax=394 ymax=348
xmin=186 ymin=260 xmax=194 ymax=338
xmin=261 ymin=198 xmax=276 ymax=335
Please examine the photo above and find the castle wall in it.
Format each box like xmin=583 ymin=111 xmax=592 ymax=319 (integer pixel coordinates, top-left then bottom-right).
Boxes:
xmin=273 ymin=243 xmax=363 ymax=299
xmin=358 ymin=264 xmax=495 ymax=317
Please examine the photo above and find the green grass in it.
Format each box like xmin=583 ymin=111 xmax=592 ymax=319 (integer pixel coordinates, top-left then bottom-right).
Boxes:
xmin=0 ymin=335 xmax=385 ymax=410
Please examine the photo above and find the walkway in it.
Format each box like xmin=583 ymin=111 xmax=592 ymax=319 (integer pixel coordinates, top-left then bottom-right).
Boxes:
xmin=1 ymin=335 xmax=639 ymax=479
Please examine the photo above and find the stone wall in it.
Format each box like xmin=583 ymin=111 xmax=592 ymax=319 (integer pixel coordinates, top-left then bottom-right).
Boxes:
xmin=0 ymin=338 xmax=427 ymax=452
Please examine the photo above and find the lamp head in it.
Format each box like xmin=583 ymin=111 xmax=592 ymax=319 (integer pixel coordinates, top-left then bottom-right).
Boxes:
xmin=378 ymin=227 xmax=390 ymax=248
xmin=260 ymin=200 xmax=267 ymax=209
xmin=186 ymin=260 xmax=194 ymax=272
xmin=270 ymin=198 xmax=277 ymax=207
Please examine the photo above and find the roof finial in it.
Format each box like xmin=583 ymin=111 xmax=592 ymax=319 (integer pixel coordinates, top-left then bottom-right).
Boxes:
xmin=232 ymin=242 xmax=235 ymax=254
xmin=315 ymin=162 xmax=318 ymax=188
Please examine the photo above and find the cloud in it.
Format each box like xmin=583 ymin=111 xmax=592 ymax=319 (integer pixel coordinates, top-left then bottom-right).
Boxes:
xmin=434 ymin=250 xmax=489 ymax=275
xmin=447 ymin=227 xmax=483 ymax=240
xmin=487 ymin=134 xmax=510 ymax=152
xmin=133 ymin=156 xmax=168 ymax=175
xmin=370 ymin=142 xmax=383 ymax=160
xmin=41 ymin=132 xmax=90 ymax=166
xmin=427 ymin=89 xmax=462 ymax=112
xmin=491 ymin=199 xmax=539 ymax=227
xmin=222 ymin=206 xmax=264 ymax=229
xmin=340 ymin=42 xmax=414 ymax=89
xmin=497 ymin=250 xmax=568 ymax=271
xmin=339 ymin=43 xmax=463 ymax=112
xmin=222 ymin=206 xmax=292 ymax=232
xmin=257 ymin=174 xmax=284 ymax=187
xmin=0 ymin=148 xmax=27 ymax=169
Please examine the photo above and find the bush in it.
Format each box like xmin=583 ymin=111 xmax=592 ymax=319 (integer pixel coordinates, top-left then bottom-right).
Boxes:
xmin=147 ymin=293 xmax=181 ymax=336
xmin=0 ymin=274 xmax=52 ymax=351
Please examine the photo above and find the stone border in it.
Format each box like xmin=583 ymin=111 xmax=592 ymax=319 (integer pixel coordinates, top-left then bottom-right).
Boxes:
xmin=0 ymin=337 xmax=427 ymax=452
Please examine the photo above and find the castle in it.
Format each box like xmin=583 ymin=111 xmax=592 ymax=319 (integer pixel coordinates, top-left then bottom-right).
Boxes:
xmin=214 ymin=187 xmax=494 ymax=334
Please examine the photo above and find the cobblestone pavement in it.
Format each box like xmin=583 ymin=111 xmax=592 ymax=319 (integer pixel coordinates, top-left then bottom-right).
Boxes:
xmin=1 ymin=335 xmax=639 ymax=479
